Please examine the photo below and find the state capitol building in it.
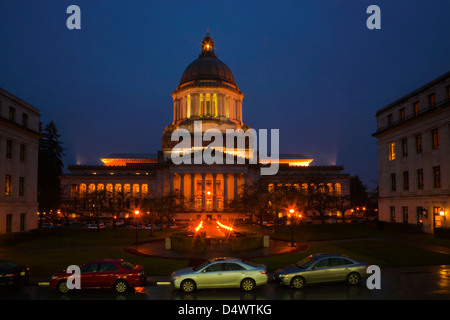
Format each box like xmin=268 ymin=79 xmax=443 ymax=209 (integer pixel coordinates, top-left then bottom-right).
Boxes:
xmin=61 ymin=32 xmax=350 ymax=222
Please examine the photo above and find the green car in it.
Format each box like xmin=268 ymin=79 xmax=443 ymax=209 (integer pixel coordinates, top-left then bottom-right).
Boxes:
xmin=171 ymin=257 xmax=268 ymax=293
xmin=274 ymin=253 xmax=369 ymax=289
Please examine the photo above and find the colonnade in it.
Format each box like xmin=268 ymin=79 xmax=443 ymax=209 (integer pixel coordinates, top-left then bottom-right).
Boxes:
xmin=71 ymin=183 xmax=149 ymax=199
xmin=173 ymin=92 xmax=242 ymax=123
xmin=169 ymin=172 xmax=246 ymax=212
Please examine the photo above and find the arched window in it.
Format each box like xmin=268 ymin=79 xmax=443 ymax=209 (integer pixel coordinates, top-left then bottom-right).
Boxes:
xmin=327 ymin=183 xmax=333 ymax=196
xmin=142 ymin=184 xmax=149 ymax=198
xmin=80 ymin=184 xmax=87 ymax=197
xmin=133 ymin=184 xmax=140 ymax=197
xmin=335 ymin=183 xmax=342 ymax=196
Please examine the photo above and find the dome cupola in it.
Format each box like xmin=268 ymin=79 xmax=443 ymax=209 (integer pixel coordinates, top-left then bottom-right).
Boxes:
xmin=177 ymin=30 xmax=237 ymax=90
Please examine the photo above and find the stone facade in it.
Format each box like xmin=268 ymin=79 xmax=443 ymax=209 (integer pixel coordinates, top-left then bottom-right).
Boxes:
xmin=373 ymin=71 xmax=450 ymax=233
xmin=0 ymin=87 xmax=40 ymax=234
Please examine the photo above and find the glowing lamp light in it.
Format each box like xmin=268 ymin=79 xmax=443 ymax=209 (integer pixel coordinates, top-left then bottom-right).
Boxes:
xmin=134 ymin=210 xmax=140 ymax=215
xmin=289 ymin=209 xmax=295 ymax=214
xmin=195 ymin=220 xmax=203 ymax=232
xmin=440 ymin=211 xmax=445 ymax=216
xmin=217 ymin=221 xmax=233 ymax=232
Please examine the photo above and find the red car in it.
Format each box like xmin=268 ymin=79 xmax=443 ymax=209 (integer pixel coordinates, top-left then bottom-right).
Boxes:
xmin=50 ymin=259 xmax=146 ymax=294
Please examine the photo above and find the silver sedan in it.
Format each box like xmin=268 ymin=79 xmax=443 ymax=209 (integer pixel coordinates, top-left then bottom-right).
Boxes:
xmin=274 ymin=253 xmax=369 ymax=289
xmin=171 ymin=257 xmax=268 ymax=293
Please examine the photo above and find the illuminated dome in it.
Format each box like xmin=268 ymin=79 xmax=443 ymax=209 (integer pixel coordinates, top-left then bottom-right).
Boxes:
xmin=177 ymin=31 xmax=237 ymax=90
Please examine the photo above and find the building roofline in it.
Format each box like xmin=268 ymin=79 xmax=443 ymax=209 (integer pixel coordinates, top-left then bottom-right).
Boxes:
xmin=0 ymin=87 xmax=41 ymax=115
xmin=375 ymin=71 xmax=450 ymax=115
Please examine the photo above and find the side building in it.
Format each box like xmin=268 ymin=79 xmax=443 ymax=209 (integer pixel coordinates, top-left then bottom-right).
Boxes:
xmin=0 ymin=87 xmax=40 ymax=234
xmin=373 ymin=71 xmax=450 ymax=233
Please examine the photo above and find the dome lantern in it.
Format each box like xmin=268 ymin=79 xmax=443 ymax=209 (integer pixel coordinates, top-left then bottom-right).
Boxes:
xmin=201 ymin=28 xmax=216 ymax=57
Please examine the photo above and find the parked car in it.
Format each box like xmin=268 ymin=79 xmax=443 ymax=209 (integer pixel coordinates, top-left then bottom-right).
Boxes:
xmin=50 ymin=259 xmax=146 ymax=294
xmin=0 ymin=260 xmax=31 ymax=289
xmin=274 ymin=253 xmax=369 ymax=289
xmin=171 ymin=257 xmax=268 ymax=293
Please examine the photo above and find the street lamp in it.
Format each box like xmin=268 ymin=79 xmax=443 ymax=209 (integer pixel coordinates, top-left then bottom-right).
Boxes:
xmin=134 ymin=210 xmax=140 ymax=245
xmin=289 ymin=208 xmax=295 ymax=247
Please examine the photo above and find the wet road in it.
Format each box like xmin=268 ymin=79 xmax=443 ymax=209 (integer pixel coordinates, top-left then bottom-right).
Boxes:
xmin=1 ymin=265 xmax=450 ymax=300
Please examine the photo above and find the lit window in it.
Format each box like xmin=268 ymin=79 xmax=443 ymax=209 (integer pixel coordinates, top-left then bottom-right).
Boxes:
xmin=388 ymin=142 xmax=396 ymax=161
xmin=415 ymin=134 xmax=422 ymax=153
xmin=399 ymin=108 xmax=405 ymax=121
xmin=413 ymin=101 xmax=420 ymax=116
xmin=5 ymin=175 xmax=12 ymax=196
xmin=431 ymin=128 xmax=439 ymax=150
xmin=428 ymin=93 xmax=436 ymax=108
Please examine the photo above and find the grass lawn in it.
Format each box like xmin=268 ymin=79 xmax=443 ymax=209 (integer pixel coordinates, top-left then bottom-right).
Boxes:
xmin=2 ymin=224 xmax=450 ymax=276
xmin=3 ymin=247 xmax=188 ymax=277
xmin=0 ymin=227 xmax=189 ymax=276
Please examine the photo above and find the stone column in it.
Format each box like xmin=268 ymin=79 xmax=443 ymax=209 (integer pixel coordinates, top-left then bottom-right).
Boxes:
xmin=173 ymin=98 xmax=176 ymax=122
xmin=218 ymin=93 xmax=223 ymax=118
xmin=213 ymin=173 xmax=217 ymax=211
xmin=193 ymin=93 xmax=199 ymax=117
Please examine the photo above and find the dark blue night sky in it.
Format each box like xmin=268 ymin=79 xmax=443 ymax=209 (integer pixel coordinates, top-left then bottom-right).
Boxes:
xmin=1 ymin=0 xmax=449 ymax=190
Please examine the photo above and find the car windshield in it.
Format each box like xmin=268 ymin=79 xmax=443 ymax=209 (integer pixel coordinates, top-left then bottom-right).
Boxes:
xmin=295 ymin=256 xmax=316 ymax=269
xmin=241 ymin=260 xmax=257 ymax=268
xmin=121 ymin=261 xmax=136 ymax=270
xmin=0 ymin=261 xmax=17 ymax=271
xmin=193 ymin=260 xmax=211 ymax=272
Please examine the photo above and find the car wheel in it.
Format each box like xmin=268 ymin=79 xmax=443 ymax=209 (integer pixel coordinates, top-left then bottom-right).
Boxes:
xmin=240 ymin=278 xmax=255 ymax=291
xmin=181 ymin=279 xmax=196 ymax=293
xmin=114 ymin=280 xmax=129 ymax=293
xmin=346 ymin=272 xmax=361 ymax=285
xmin=290 ymin=276 xmax=306 ymax=289
xmin=57 ymin=281 xmax=70 ymax=294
